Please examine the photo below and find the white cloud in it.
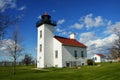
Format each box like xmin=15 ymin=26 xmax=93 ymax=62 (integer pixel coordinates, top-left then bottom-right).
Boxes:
xmin=105 ymin=22 xmax=120 ymax=34
xmin=107 ymin=20 xmax=112 ymax=26
xmin=83 ymin=13 xmax=104 ymax=28
xmin=85 ymin=34 xmax=118 ymax=58
xmin=57 ymin=19 xmax=65 ymax=25
xmin=71 ymin=13 xmax=105 ymax=29
xmin=0 ymin=39 xmax=22 ymax=56
xmin=80 ymin=32 xmax=96 ymax=43
xmin=0 ymin=0 xmax=16 ymax=12
xmin=56 ymin=28 xmax=63 ymax=32
xmin=71 ymin=23 xmax=83 ymax=29
xmin=18 ymin=6 xmax=26 ymax=11
xmin=55 ymin=27 xmax=71 ymax=37
xmin=0 ymin=39 xmax=13 ymax=51
xmin=37 ymin=15 xmax=41 ymax=19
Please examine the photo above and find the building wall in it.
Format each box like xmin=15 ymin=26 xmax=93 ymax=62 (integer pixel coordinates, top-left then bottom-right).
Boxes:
xmin=62 ymin=45 xmax=87 ymax=67
xmin=37 ymin=24 xmax=44 ymax=68
xmin=37 ymin=24 xmax=54 ymax=68
xmin=93 ymin=55 xmax=106 ymax=62
xmin=37 ymin=24 xmax=87 ymax=68
xmin=93 ymin=55 xmax=101 ymax=62
xmin=44 ymin=24 xmax=54 ymax=67
xmin=53 ymin=38 xmax=62 ymax=67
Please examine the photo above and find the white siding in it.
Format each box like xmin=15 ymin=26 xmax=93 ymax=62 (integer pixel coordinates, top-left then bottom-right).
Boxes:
xmin=62 ymin=45 xmax=87 ymax=67
xmin=93 ymin=55 xmax=101 ymax=62
xmin=37 ymin=24 xmax=54 ymax=68
xmin=37 ymin=24 xmax=44 ymax=68
xmin=53 ymin=38 xmax=62 ymax=67
xmin=37 ymin=24 xmax=87 ymax=68
xmin=44 ymin=24 xmax=54 ymax=67
xmin=92 ymin=55 xmax=106 ymax=63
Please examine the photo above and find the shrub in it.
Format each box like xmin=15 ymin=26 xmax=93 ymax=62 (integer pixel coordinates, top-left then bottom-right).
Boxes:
xmin=87 ymin=59 xmax=94 ymax=65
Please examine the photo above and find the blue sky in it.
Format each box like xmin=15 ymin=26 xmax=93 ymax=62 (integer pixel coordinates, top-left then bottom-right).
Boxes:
xmin=0 ymin=0 xmax=120 ymax=59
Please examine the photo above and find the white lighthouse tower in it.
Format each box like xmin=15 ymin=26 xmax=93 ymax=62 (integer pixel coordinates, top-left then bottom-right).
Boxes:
xmin=36 ymin=13 xmax=56 ymax=68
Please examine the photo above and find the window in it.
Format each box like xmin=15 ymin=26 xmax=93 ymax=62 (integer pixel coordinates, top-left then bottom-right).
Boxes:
xmin=94 ymin=57 xmax=97 ymax=60
xmin=40 ymin=44 xmax=42 ymax=52
xmin=81 ymin=51 xmax=84 ymax=58
xmin=40 ymin=30 xmax=42 ymax=38
xmin=55 ymin=50 xmax=58 ymax=58
xmin=74 ymin=50 xmax=77 ymax=58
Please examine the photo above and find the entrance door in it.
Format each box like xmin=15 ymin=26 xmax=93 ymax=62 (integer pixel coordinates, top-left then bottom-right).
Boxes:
xmin=66 ymin=63 xmax=70 ymax=67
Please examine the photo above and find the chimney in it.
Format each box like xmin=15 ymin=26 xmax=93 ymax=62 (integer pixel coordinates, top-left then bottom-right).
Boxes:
xmin=70 ymin=33 xmax=76 ymax=39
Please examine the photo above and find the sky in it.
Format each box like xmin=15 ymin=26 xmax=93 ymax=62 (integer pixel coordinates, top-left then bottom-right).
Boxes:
xmin=0 ymin=0 xmax=120 ymax=60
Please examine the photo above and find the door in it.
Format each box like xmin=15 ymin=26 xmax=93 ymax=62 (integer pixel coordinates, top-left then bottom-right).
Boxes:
xmin=66 ymin=63 xmax=70 ymax=67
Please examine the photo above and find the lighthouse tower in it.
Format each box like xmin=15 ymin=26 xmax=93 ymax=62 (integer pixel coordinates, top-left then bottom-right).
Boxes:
xmin=36 ymin=13 xmax=56 ymax=68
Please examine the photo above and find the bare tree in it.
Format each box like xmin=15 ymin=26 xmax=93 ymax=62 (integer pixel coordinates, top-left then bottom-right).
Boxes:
xmin=6 ymin=28 xmax=23 ymax=75
xmin=110 ymin=28 xmax=120 ymax=60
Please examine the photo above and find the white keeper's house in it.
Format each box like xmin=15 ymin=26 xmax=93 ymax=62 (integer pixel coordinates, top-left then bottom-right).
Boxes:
xmin=92 ymin=54 xmax=106 ymax=63
xmin=36 ymin=13 xmax=87 ymax=68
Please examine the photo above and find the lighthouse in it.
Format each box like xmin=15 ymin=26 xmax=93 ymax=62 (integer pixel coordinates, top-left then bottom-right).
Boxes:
xmin=36 ymin=13 xmax=56 ymax=68
xmin=36 ymin=13 xmax=87 ymax=68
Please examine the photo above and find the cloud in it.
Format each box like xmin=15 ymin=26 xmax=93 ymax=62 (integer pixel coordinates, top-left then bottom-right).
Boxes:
xmin=84 ymin=34 xmax=118 ymax=58
xmin=0 ymin=39 xmax=22 ymax=56
xmin=0 ymin=0 xmax=16 ymax=12
xmin=18 ymin=6 xmax=26 ymax=11
xmin=0 ymin=39 xmax=13 ymax=51
xmin=37 ymin=15 xmax=41 ymax=19
xmin=80 ymin=32 xmax=96 ymax=43
xmin=57 ymin=19 xmax=65 ymax=25
xmin=56 ymin=28 xmax=63 ymax=32
xmin=104 ymin=22 xmax=120 ymax=34
xmin=71 ymin=13 xmax=105 ymax=30
xmin=55 ymin=27 xmax=71 ymax=37
xmin=83 ymin=13 xmax=104 ymax=28
xmin=71 ymin=23 xmax=83 ymax=29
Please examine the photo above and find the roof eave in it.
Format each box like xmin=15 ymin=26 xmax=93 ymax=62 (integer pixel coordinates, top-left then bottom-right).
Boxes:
xmin=63 ymin=44 xmax=87 ymax=48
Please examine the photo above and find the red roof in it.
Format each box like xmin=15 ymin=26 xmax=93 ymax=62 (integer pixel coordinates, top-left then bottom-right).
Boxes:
xmin=54 ymin=36 xmax=87 ymax=48
xmin=96 ymin=54 xmax=105 ymax=57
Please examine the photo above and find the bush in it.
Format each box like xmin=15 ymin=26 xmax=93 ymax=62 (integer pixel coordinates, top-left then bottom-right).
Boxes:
xmin=87 ymin=59 xmax=94 ymax=65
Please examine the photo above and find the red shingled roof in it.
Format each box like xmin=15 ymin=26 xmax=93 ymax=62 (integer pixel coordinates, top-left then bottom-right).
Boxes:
xmin=54 ymin=36 xmax=87 ymax=48
xmin=96 ymin=54 xmax=105 ymax=57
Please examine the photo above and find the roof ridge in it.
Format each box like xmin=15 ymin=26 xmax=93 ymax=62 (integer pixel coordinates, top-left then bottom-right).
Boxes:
xmin=54 ymin=35 xmax=87 ymax=48
xmin=54 ymin=36 xmax=70 ymax=39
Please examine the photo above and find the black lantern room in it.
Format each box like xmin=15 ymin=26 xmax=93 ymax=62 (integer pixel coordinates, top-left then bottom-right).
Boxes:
xmin=36 ymin=13 xmax=56 ymax=27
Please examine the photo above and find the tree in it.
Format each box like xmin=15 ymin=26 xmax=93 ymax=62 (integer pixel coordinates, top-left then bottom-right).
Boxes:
xmin=6 ymin=28 xmax=23 ymax=75
xmin=110 ymin=28 xmax=120 ymax=60
xmin=22 ymin=54 xmax=34 ymax=66
xmin=87 ymin=59 xmax=94 ymax=65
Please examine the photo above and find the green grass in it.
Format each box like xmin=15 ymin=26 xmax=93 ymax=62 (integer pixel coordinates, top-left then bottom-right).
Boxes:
xmin=0 ymin=63 xmax=120 ymax=80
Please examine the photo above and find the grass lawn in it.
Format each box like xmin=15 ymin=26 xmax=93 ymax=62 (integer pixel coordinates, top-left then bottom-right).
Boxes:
xmin=0 ymin=62 xmax=120 ymax=80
